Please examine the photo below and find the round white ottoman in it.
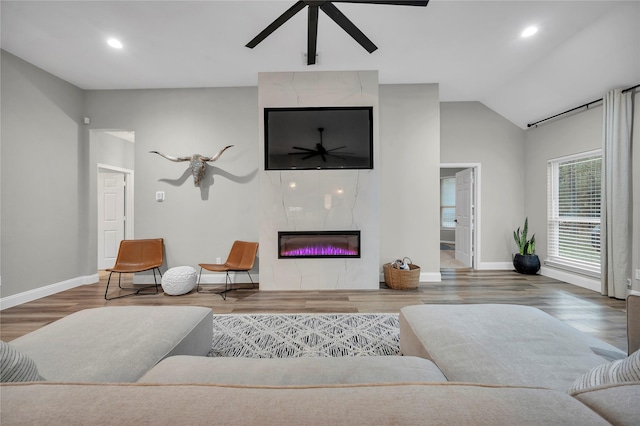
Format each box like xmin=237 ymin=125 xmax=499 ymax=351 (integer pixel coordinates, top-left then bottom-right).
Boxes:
xmin=161 ymin=266 xmax=198 ymax=296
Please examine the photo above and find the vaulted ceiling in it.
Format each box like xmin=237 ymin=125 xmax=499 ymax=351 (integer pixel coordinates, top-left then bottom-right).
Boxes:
xmin=2 ymin=1 xmax=639 ymax=128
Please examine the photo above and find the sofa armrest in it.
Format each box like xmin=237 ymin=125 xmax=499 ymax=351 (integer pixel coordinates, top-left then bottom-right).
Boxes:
xmin=628 ymin=294 xmax=640 ymax=355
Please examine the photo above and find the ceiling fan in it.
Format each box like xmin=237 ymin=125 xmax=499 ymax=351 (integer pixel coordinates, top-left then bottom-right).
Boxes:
xmin=246 ymin=1 xmax=429 ymax=65
xmin=288 ymin=127 xmax=352 ymax=162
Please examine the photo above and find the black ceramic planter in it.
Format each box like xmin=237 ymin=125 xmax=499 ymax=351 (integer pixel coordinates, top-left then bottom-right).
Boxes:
xmin=513 ymin=254 xmax=540 ymax=275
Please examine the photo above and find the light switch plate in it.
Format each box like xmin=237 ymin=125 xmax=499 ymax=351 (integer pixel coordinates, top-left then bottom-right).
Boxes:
xmin=155 ymin=191 xmax=165 ymax=202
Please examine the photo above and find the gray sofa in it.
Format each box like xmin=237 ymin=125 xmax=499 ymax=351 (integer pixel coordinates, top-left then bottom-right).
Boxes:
xmin=1 ymin=298 xmax=639 ymax=425
xmin=6 ymin=306 xmax=213 ymax=382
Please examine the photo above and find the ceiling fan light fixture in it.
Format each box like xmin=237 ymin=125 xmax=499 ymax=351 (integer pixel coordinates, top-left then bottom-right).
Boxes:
xmin=521 ymin=26 xmax=538 ymax=38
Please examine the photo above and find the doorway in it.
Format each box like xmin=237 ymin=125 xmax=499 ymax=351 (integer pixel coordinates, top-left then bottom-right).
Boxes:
xmin=93 ymin=130 xmax=135 ymax=270
xmin=440 ymin=164 xmax=480 ymax=269
xmin=97 ymin=166 xmax=134 ymax=269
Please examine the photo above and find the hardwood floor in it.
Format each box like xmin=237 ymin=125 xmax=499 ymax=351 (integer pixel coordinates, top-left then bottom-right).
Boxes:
xmin=0 ymin=270 xmax=629 ymax=352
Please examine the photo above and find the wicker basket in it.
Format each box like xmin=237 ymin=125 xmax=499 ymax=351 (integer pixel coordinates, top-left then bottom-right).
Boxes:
xmin=383 ymin=261 xmax=420 ymax=290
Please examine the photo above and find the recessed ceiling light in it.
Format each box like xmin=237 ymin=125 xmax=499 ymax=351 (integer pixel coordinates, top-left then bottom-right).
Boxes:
xmin=107 ymin=38 xmax=123 ymax=49
xmin=521 ymin=26 xmax=538 ymax=38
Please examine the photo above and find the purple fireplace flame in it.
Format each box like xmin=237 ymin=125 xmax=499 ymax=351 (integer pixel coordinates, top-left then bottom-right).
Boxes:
xmin=282 ymin=245 xmax=358 ymax=257
xmin=278 ymin=231 xmax=360 ymax=259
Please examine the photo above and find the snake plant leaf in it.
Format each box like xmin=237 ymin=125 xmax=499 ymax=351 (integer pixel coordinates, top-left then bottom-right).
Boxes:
xmin=514 ymin=218 xmax=535 ymax=255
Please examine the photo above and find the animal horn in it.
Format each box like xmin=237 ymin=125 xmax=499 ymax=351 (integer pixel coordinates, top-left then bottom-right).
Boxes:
xmin=202 ymin=145 xmax=234 ymax=162
xmin=149 ymin=151 xmax=189 ymax=162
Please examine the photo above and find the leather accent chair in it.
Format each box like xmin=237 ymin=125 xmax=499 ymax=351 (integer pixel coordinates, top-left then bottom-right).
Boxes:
xmin=105 ymin=238 xmax=164 ymax=300
xmin=197 ymin=241 xmax=258 ymax=300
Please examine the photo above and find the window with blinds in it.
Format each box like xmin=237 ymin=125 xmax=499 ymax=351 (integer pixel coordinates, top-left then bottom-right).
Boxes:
xmin=440 ymin=177 xmax=456 ymax=228
xmin=547 ymin=150 xmax=602 ymax=276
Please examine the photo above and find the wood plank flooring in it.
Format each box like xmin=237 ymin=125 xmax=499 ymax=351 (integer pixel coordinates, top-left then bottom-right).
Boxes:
xmin=0 ymin=270 xmax=629 ymax=352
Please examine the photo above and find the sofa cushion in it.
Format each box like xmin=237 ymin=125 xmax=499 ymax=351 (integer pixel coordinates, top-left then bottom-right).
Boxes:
xmin=0 ymin=341 xmax=44 ymax=382
xmin=0 ymin=382 xmax=610 ymax=425
xmin=9 ymin=306 xmax=212 ymax=383
xmin=569 ymin=349 xmax=640 ymax=394
xmin=571 ymin=383 xmax=640 ymax=425
xmin=400 ymin=304 xmax=627 ymax=391
xmin=139 ymin=355 xmax=448 ymax=385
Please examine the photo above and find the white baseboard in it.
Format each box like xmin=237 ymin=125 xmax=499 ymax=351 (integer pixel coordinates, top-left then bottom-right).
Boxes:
xmin=195 ymin=272 xmax=258 ymax=285
xmin=379 ymin=271 xmax=442 ymax=283
xmin=540 ymin=266 xmax=600 ymax=292
xmin=477 ymin=261 xmax=513 ymax=270
xmin=133 ymin=272 xmax=258 ymax=285
xmin=420 ymin=271 xmax=442 ymax=282
xmin=132 ymin=272 xmax=167 ymax=285
xmin=0 ymin=274 xmax=99 ymax=310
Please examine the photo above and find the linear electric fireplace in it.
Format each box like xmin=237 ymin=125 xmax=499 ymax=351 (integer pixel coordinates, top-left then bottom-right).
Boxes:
xmin=278 ymin=231 xmax=361 ymax=259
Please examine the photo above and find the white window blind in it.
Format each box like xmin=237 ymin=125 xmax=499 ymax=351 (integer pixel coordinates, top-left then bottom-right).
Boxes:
xmin=547 ymin=150 xmax=602 ymax=276
xmin=440 ymin=177 xmax=456 ymax=228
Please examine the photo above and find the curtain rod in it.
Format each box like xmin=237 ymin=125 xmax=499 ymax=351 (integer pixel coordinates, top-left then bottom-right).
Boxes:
xmin=527 ymin=83 xmax=640 ymax=128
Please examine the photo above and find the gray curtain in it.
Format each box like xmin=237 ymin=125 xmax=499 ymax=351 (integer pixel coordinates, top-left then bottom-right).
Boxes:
xmin=601 ymin=89 xmax=633 ymax=299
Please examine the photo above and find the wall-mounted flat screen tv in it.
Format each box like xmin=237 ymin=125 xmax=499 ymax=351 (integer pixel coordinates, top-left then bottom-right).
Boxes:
xmin=264 ymin=106 xmax=373 ymax=170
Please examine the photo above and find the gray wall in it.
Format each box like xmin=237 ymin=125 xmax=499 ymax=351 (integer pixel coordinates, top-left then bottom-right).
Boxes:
xmin=84 ymin=87 xmax=259 ymax=275
xmin=523 ymin=105 xmax=602 ymax=264
xmin=1 ymin=50 xmax=85 ymax=296
xmin=525 ymin=93 xmax=640 ymax=292
xmin=94 ymin=131 xmax=135 ymax=171
xmin=440 ymin=102 xmax=526 ymax=266
xmin=380 ymin=84 xmax=441 ymax=276
xmin=3 ymin=48 xmax=637 ymax=300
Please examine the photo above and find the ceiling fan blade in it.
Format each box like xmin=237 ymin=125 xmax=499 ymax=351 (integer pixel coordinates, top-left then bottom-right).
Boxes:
xmin=332 ymin=1 xmax=429 ymax=6
xmin=326 ymin=153 xmax=351 ymax=161
xmin=320 ymin=3 xmax=377 ymax=54
xmin=303 ymin=152 xmax=320 ymax=160
xmin=246 ymin=1 xmax=306 ymax=48
xmin=308 ymin=5 xmax=319 ymax=65
xmin=291 ymin=146 xmax=316 ymax=152
xmin=320 ymin=152 xmax=327 ymax=162
xmin=289 ymin=151 xmax=317 ymax=155
xmin=326 ymin=146 xmax=347 ymax=152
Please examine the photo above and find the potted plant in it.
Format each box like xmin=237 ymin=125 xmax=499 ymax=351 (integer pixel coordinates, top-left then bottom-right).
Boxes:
xmin=513 ymin=217 xmax=540 ymax=274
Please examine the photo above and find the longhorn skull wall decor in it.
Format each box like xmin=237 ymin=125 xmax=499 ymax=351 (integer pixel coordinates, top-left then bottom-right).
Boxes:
xmin=150 ymin=145 xmax=233 ymax=186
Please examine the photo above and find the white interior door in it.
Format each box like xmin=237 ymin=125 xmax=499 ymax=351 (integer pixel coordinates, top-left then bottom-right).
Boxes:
xmin=455 ymin=168 xmax=473 ymax=267
xmin=98 ymin=172 xmax=125 ymax=269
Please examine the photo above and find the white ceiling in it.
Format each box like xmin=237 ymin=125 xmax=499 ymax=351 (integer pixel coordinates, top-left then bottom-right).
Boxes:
xmin=2 ymin=1 xmax=639 ymax=128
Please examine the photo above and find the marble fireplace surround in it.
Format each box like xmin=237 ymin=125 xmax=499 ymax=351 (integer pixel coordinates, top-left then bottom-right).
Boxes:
xmin=258 ymin=71 xmax=380 ymax=291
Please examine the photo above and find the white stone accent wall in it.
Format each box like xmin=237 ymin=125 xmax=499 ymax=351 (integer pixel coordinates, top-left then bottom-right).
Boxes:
xmin=258 ymin=71 xmax=380 ymax=290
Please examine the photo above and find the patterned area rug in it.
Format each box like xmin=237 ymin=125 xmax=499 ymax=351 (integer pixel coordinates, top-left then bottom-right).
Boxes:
xmin=209 ymin=313 xmax=400 ymax=358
